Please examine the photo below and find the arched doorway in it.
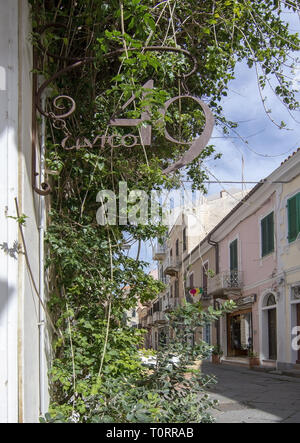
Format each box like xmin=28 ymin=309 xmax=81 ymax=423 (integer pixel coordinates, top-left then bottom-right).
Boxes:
xmin=262 ymin=293 xmax=278 ymax=361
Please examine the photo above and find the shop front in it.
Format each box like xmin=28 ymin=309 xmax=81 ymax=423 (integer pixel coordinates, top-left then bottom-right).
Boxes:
xmin=226 ymin=296 xmax=256 ymax=357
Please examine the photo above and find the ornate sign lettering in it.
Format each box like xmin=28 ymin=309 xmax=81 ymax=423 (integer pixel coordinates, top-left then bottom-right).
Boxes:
xmin=33 ymin=39 xmax=215 ymax=194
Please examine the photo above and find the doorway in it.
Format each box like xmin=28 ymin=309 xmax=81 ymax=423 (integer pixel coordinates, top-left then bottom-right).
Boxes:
xmin=268 ymin=308 xmax=277 ymax=361
xmin=227 ymin=309 xmax=253 ymax=357
xmin=261 ymin=293 xmax=278 ymax=361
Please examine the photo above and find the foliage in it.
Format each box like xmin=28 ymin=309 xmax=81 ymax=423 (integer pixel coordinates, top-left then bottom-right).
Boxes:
xmin=212 ymin=345 xmax=223 ymax=356
xmin=44 ymin=300 xmax=235 ymax=423
xmin=7 ymin=213 xmax=28 ymax=226
xmin=30 ymin=0 xmax=300 ymax=424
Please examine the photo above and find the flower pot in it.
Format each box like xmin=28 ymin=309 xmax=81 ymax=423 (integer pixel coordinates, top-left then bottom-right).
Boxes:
xmin=212 ymin=354 xmax=222 ymax=365
xmin=249 ymin=357 xmax=260 ymax=368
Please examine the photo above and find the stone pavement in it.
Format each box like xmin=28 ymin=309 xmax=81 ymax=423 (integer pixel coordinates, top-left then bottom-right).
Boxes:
xmin=202 ymin=362 xmax=300 ymax=423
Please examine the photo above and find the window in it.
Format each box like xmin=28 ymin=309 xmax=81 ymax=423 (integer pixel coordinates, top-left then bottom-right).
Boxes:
xmin=230 ymin=239 xmax=238 ymax=272
xmin=175 ymin=280 xmax=179 ymax=298
xmin=261 ymin=212 xmax=275 ymax=257
xmin=183 ymin=228 xmax=187 ymax=252
xmin=203 ymin=263 xmax=208 ymax=296
xmin=266 ymin=294 xmax=276 ymax=307
xmin=204 ymin=324 xmax=211 ymax=345
xmin=288 ymin=193 xmax=300 ymax=243
xmin=189 ymin=273 xmax=194 ymax=289
xmin=292 ymin=286 xmax=300 ymax=300
xmin=176 ymin=239 xmax=179 ymax=256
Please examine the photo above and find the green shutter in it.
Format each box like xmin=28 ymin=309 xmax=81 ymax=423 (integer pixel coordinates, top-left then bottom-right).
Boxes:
xmin=261 ymin=212 xmax=274 ymax=257
xmin=288 ymin=194 xmax=300 ymax=243
xmin=261 ymin=217 xmax=267 ymax=257
xmin=230 ymin=240 xmax=238 ymax=271
xmin=268 ymin=213 xmax=275 ymax=253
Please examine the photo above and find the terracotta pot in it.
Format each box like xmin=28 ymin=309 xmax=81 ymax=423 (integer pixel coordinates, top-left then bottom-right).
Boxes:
xmin=212 ymin=354 xmax=222 ymax=364
xmin=249 ymin=357 xmax=260 ymax=368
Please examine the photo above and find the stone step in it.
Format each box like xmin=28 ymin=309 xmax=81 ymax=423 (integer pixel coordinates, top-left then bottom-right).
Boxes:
xmin=221 ymin=357 xmax=249 ymax=367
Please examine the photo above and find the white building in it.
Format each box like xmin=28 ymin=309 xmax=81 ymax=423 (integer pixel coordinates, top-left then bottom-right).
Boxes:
xmin=150 ymin=189 xmax=246 ymax=349
xmin=0 ymin=0 xmax=49 ymax=423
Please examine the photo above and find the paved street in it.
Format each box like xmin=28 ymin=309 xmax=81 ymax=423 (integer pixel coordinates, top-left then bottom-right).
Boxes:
xmin=202 ymin=362 xmax=300 ymax=423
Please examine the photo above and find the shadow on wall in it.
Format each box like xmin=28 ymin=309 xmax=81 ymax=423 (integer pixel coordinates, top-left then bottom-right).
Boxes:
xmin=0 ymin=278 xmax=16 ymax=322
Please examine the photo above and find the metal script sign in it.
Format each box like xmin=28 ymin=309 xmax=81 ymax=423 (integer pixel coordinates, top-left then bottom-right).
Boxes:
xmin=33 ymin=38 xmax=215 ymax=194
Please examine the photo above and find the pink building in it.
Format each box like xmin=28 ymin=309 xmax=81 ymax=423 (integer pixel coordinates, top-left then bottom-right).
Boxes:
xmin=204 ymin=152 xmax=300 ymax=369
xmin=209 ymin=187 xmax=277 ymax=363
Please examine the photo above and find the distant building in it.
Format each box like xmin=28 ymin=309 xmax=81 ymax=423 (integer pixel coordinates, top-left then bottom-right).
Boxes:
xmin=145 ymin=149 xmax=300 ymax=373
xmin=149 ymin=189 xmax=246 ymax=350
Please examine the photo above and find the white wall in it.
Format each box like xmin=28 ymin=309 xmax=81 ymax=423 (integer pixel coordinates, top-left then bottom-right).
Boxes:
xmin=0 ymin=0 xmax=49 ymax=423
xmin=0 ymin=0 xmax=20 ymax=423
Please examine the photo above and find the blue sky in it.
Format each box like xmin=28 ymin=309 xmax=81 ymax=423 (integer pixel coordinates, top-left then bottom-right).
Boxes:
xmin=204 ymin=9 xmax=300 ymax=196
xmin=129 ymin=10 xmax=300 ymax=270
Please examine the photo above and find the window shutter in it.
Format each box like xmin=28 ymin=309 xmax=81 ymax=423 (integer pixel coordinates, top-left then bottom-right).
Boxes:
xmin=261 ymin=217 xmax=267 ymax=257
xmin=288 ymin=195 xmax=299 ymax=243
xmin=262 ymin=212 xmax=274 ymax=257
xmin=268 ymin=213 xmax=275 ymax=253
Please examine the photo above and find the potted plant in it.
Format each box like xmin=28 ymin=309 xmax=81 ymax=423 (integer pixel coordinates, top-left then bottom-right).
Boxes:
xmin=248 ymin=350 xmax=260 ymax=368
xmin=212 ymin=345 xmax=223 ymax=364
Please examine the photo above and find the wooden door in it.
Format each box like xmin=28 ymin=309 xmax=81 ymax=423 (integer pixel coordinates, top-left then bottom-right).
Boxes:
xmin=268 ymin=308 xmax=277 ymax=361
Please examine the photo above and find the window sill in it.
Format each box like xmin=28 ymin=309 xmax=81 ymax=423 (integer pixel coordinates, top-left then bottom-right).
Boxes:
xmin=261 ymin=250 xmax=275 ymax=259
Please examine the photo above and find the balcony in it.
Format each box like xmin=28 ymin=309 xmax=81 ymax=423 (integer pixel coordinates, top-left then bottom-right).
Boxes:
xmin=164 ymin=257 xmax=181 ymax=277
xmin=146 ymin=314 xmax=153 ymax=326
xmin=164 ymin=298 xmax=180 ymax=312
xmin=141 ymin=317 xmax=148 ymax=328
xmin=153 ymin=311 xmax=167 ymax=324
xmin=208 ymin=270 xmax=243 ymax=298
xmin=153 ymin=241 xmax=167 ymax=261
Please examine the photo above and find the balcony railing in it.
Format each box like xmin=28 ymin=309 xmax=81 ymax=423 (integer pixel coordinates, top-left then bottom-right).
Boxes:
xmin=164 ymin=256 xmax=181 ymax=277
xmin=153 ymin=241 xmax=167 ymax=261
xmin=208 ymin=270 xmax=243 ymax=296
xmin=164 ymin=297 xmax=180 ymax=312
xmin=153 ymin=311 xmax=167 ymax=324
xmin=146 ymin=315 xmax=153 ymax=326
xmin=141 ymin=317 xmax=148 ymax=328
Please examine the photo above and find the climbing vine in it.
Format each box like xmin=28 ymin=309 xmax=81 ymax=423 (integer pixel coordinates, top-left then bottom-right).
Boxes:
xmin=30 ymin=0 xmax=300 ymax=422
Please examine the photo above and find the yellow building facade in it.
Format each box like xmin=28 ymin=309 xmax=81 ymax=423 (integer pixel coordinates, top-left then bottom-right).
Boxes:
xmin=277 ymin=149 xmax=300 ymax=370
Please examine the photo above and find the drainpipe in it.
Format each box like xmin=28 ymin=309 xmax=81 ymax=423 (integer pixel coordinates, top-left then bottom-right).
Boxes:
xmin=208 ymin=234 xmax=219 ymax=275
xmin=38 ymin=93 xmax=46 ymax=417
